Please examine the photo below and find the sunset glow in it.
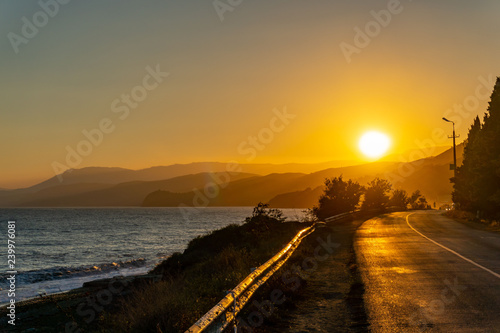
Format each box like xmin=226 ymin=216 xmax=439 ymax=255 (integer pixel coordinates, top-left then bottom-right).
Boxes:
xmin=359 ymin=131 xmax=391 ymax=159
xmin=0 ymin=1 xmax=497 ymax=189
xmin=2 ymin=3 xmax=500 ymax=330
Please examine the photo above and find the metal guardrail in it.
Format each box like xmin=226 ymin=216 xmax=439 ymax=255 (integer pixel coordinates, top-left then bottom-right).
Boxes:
xmin=185 ymin=224 xmax=316 ymax=333
xmin=324 ymin=211 xmax=353 ymax=222
xmin=186 ymin=210 xmax=357 ymax=333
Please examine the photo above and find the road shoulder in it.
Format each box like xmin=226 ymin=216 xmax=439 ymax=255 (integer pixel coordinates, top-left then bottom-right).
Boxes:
xmin=251 ymin=217 xmax=371 ymax=332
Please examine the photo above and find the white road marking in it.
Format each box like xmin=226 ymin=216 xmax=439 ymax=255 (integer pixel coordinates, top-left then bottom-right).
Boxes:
xmin=406 ymin=212 xmax=500 ymax=280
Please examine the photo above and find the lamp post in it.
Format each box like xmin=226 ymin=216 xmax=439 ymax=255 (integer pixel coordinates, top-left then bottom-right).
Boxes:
xmin=442 ymin=117 xmax=459 ymax=179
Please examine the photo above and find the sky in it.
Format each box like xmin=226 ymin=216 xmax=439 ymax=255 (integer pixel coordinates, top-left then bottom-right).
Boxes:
xmin=1 ymin=0 xmax=500 ymax=188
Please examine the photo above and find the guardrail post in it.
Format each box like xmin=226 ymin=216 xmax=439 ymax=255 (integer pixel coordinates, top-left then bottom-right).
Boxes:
xmin=227 ymin=290 xmax=237 ymax=333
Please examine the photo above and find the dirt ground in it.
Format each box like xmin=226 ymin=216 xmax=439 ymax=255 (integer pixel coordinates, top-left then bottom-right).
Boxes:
xmin=237 ymin=217 xmax=371 ymax=333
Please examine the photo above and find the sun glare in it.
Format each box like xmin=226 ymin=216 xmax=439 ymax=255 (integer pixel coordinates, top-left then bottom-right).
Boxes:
xmin=359 ymin=131 xmax=391 ymax=159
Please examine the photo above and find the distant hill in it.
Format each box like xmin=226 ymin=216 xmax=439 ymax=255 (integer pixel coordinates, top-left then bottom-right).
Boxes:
xmin=16 ymin=161 xmax=359 ymax=192
xmin=25 ymin=167 xmax=138 ymax=192
xmin=143 ymin=144 xmax=464 ymax=208
xmin=267 ymin=143 xmax=465 ymax=208
xmin=3 ymin=172 xmax=256 ymax=207
xmin=381 ymin=145 xmax=451 ymax=162
xmin=0 ymin=160 xmax=357 ymax=207
xmin=0 ymin=146 xmax=463 ymax=208
xmin=268 ymin=187 xmax=323 ymax=208
xmin=423 ymin=142 xmax=464 ymax=166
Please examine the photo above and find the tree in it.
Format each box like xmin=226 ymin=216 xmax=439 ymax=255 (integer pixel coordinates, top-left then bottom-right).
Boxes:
xmin=452 ymin=77 xmax=500 ymax=218
xmin=312 ymin=176 xmax=364 ymax=220
xmin=361 ymin=178 xmax=392 ymax=211
xmin=245 ymin=202 xmax=285 ymax=230
xmin=417 ymin=196 xmax=429 ymax=210
xmin=389 ymin=189 xmax=409 ymax=210
xmin=408 ymin=190 xmax=429 ymax=210
xmin=452 ymin=116 xmax=482 ymax=212
xmin=409 ymin=190 xmax=422 ymax=209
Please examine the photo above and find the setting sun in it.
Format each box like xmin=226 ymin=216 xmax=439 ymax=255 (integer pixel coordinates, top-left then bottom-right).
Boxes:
xmin=359 ymin=131 xmax=391 ymax=159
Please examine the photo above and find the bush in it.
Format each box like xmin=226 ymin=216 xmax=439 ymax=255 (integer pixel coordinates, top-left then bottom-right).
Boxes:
xmin=245 ymin=202 xmax=286 ymax=230
xmin=103 ymin=204 xmax=301 ymax=332
xmin=312 ymin=176 xmax=364 ymax=220
xmin=361 ymin=178 xmax=391 ymax=211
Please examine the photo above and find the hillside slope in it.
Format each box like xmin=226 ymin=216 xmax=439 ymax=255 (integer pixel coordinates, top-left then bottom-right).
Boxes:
xmin=3 ymin=172 xmax=256 ymax=207
xmin=143 ymin=145 xmax=463 ymax=208
xmin=1 ymin=145 xmax=463 ymax=208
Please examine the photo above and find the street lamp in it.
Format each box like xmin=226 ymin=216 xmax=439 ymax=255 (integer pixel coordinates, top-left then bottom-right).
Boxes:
xmin=442 ymin=117 xmax=459 ymax=178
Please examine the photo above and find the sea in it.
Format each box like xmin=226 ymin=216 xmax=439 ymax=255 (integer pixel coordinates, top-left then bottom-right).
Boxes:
xmin=0 ymin=207 xmax=306 ymax=305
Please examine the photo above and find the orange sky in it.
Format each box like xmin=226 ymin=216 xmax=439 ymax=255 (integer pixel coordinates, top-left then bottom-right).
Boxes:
xmin=1 ymin=1 xmax=499 ymax=188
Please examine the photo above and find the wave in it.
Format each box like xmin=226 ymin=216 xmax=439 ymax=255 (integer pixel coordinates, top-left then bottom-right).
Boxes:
xmin=0 ymin=258 xmax=148 ymax=289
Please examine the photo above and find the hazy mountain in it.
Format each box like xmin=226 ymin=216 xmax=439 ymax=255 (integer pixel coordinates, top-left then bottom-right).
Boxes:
xmin=17 ymin=161 xmax=359 ymax=192
xmin=25 ymin=167 xmax=137 ymax=192
xmin=143 ymin=145 xmax=464 ymax=208
xmin=2 ymin=172 xmax=256 ymax=207
xmin=268 ymin=187 xmax=324 ymax=209
xmin=1 ymin=146 xmax=462 ymax=208
xmin=422 ymin=142 xmax=464 ymax=166
xmin=269 ymin=144 xmax=465 ymax=208
xmin=0 ymin=161 xmax=356 ymax=206
xmin=381 ymin=145 xmax=451 ymax=162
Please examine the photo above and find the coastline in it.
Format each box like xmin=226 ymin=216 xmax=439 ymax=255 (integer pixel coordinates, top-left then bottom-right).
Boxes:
xmin=0 ymin=213 xmax=375 ymax=332
xmin=0 ymin=207 xmax=288 ymax=311
xmin=0 ymin=273 xmax=161 ymax=331
xmin=0 ymin=217 xmax=308 ymax=331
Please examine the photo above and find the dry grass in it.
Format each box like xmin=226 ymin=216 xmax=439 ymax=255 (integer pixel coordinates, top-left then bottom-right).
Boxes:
xmin=444 ymin=209 xmax=500 ymax=233
xmin=100 ymin=220 xmax=306 ymax=332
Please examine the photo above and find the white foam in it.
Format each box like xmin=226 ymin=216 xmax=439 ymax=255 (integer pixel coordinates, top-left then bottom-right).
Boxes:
xmin=0 ymin=266 xmax=150 ymax=306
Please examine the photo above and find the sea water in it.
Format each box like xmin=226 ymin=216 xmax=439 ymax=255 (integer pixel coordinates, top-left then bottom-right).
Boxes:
xmin=0 ymin=207 xmax=306 ymax=305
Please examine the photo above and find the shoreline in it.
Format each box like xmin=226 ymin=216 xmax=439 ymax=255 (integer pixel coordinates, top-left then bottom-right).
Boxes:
xmin=0 ymin=265 xmax=152 ymax=308
xmin=0 ymin=214 xmax=367 ymax=331
xmin=0 ymin=217 xmax=309 ymax=331
xmin=0 ymin=272 xmax=161 ymax=331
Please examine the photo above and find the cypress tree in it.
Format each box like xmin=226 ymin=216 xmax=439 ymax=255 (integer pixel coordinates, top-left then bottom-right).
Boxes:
xmin=480 ymin=77 xmax=500 ymax=216
xmin=453 ymin=77 xmax=500 ymax=218
xmin=453 ymin=116 xmax=481 ymax=211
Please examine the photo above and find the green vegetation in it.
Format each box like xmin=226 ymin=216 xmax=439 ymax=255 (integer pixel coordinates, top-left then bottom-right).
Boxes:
xmin=101 ymin=204 xmax=306 ymax=332
xmin=312 ymin=176 xmax=429 ymax=219
xmin=409 ymin=189 xmax=429 ymax=210
xmin=389 ymin=189 xmax=410 ymax=209
xmin=312 ymin=176 xmax=364 ymax=220
xmin=453 ymin=77 xmax=500 ymax=219
xmin=361 ymin=178 xmax=392 ymax=211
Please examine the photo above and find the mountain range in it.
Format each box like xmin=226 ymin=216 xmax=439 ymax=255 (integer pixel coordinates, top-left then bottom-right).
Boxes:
xmin=0 ymin=145 xmax=462 ymax=208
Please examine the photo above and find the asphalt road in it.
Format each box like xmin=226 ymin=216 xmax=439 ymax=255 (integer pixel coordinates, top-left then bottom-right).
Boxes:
xmin=355 ymin=211 xmax=500 ymax=332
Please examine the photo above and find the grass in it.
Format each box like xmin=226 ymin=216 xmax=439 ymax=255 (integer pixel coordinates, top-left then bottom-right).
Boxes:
xmin=444 ymin=209 xmax=500 ymax=234
xmin=232 ymin=214 xmax=374 ymax=332
xmin=100 ymin=217 xmax=308 ymax=332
